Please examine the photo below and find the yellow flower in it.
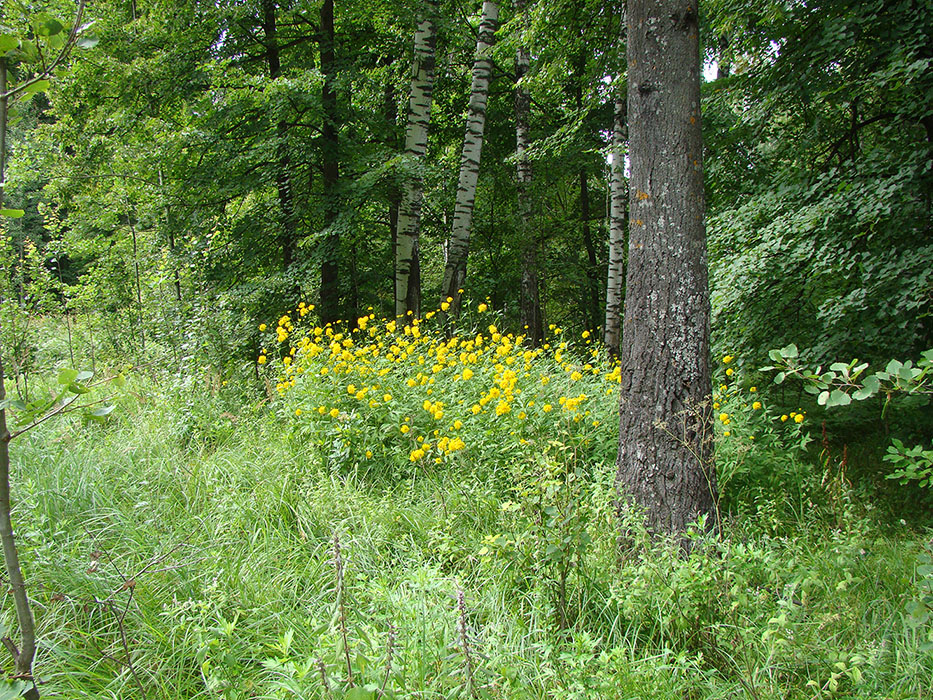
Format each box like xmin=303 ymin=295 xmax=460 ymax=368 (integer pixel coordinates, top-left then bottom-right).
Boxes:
xmin=725 ymin=368 xmax=734 ymax=376
xmin=329 ymin=408 xmax=339 ymax=418
xmin=259 ymin=323 xmax=267 ymax=331
xmin=723 ymin=355 xmax=734 ymax=364
xmin=257 ymin=355 xmax=267 ymax=364
xmin=752 ymin=401 xmax=762 ymax=410
xmin=495 ymin=401 xmax=511 ymax=416
xmin=453 ymin=420 xmax=463 ymax=430
xmin=462 ymin=368 xmax=474 ymax=380
xmin=723 ymin=430 xmax=731 ymax=437
xmin=570 ymin=371 xmax=583 ymax=381
xmin=365 ymin=450 xmax=373 ymax=458
xmin=794 ymin=413 xmax=804 ymax=424
xmin=347 ymin=384 xmax=357 ymax=395
xmin=478 ymin=303 xmax=487 ymax=312
xmin=542 ymin=404 xmax=553 ymax=413
xmin=409 ymin=448 xmax=425 ymax=462
xmin=295 ymin=408 xmax=302 ymax=416
xmin=440 ymin=301 xmax=449 ymax=311
xmin=471 ymin=404 xmax=482 ymax=415
xmin=781 ymin=414 xmax=789 ymax=422
xmin=400 ymin=424 xmax=410 ymax=434
xmin=383 ymin=394 xmax=392 ymax=403
xmin=719 ymin=412 xmax=729 ymax=422
xmin=581 ymin=330 xmax=590 ymax=339
xmin=749 ymin=386 xmax=757 ymax=393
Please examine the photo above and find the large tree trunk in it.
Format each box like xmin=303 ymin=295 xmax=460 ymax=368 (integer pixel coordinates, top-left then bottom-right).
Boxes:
xmin=319 ymin=0 xmax=340 ymax=324
xmin=395 ymin=0 xmax=439 ymax=319
xmin=514 ymin=0 xmax=543 ymax=345
xmin=440 ymin=0 xmax=499 ymax=313
xmin=615 ymin=0 xmax=717 ymax=538
xmin=261 ymin=0 xmax=298 ymax=274
xmin=604 ymin=97 xmax=627 ymax=356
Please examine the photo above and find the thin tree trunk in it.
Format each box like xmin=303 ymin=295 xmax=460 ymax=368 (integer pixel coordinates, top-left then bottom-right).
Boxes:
xmin=571 ymin=45 xmax=600 ymax=335
xmin=604 ymin=97 xmax=627 ymax=356
xmin=514 ymin=0 xmax=543 ymax=345
xmin=384 ymin=63 xmax=401 ymax=312
xmin=157 ymin=167 xmax=182 ymax=302
xmin=262 ymin=0 xmax=299 ymax=273
xmin=579 ymin=168 xmax=600 ymax=333
xmin=319 ymin=0 xmax=340 ymax=324
xmin=440 ymin=0 xmax=499 ymax=313
xmin=0 ymin=59 xmax=39 ymax=697
xmin=395 ymin=0 xmax=439 ymax=319
xmin=616 ymin=0 xmax=716 ymax=540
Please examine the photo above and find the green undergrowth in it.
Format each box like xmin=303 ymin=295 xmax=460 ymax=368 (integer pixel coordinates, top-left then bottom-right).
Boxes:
xmin=1 ymin=374 xmax=931 ymax=699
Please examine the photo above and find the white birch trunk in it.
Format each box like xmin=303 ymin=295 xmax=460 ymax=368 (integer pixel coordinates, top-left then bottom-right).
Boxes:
xmin=441 ymin=0 xmax=499 ymax=311
xmin=395 ymin=0 xmax=439 ymax=319
xmin=604 ymin=98 xmax=627 ymax=355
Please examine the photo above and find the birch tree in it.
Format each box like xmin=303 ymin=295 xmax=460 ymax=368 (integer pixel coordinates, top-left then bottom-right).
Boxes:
xmin=604 ymin=97 xmax=626 ymax=356
xmin=395 ymin=0 xmax=439 ymax=319
xmin=440 ymin=0 xmax=499 ymax=313
xmin=615 ymin=0 xmax=717 ymax=538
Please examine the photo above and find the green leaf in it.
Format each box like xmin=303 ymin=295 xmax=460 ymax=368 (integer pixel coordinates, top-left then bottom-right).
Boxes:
xmin=345 ymin=688 xmax=376 ymax=700
xmin=774 ymin=371 xmax=786 ymax=384
xmin=0 ymin=680 xmax=30 ymax=699
xmin=22 ymin=80 xmax=51 ymax=96
xmin=828 ymin=389 xmax=852 ymax=407
xmin=90 ymin=405 xmax=115 ymax=417
xmin=781 ymin=344 xmax=798 ymax=359
xmin=33 ymin=14 xmax=64 ymax=37
xmin=113 ymin=373 xmax=127 ymax=388
xmin=76 ymin=370 xmax=94 ymax=381
xmin=77 ymin=34 xmax=99 ymax=49
xmin=57 ymin=368 xmax=79 ymax=385
xmin=0 ymin=35 xmax=19 ymax=52
xmin=818 ymin=390 xmax=830 ymax=406
xmin=0 ymin=209 xmax=25 ymax=218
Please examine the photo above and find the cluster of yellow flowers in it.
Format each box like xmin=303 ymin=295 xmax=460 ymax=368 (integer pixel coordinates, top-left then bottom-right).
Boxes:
xmin=257 ymin=300 xmax=622 ymax=467
xmin=715 ymin=354 xmax=805 ymax=439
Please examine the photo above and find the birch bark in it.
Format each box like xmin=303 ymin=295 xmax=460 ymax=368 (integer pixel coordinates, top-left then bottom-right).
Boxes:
xmin=395 ymin=0 xmax=439 ymax=319
xmin=604 ymin=98 xmax=627 ymax=356
xmin=441 ymin=0 xmax=499 ymax=313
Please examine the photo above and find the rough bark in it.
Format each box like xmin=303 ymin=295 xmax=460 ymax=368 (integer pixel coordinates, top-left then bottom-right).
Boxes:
xmin=615 ymin=0 xmax=717 ymax=538
xmin=514 ymin=0 xmax=543 ymax=345
xmin=319 ymin=0 xmax=340 ymax=324
xmin=440 ymin=0 xmax=499 ymax=313
xmin=604 ymin=97 xmax=627 ymax=356
xmin=261 ymin=0 xmax=299 ymax=273
xmin=395 ymin=0 xmax=439 ymax=319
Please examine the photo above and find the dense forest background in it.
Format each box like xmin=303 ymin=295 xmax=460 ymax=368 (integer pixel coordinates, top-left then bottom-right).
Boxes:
xmin=0 ymin=0 xmax=931 ymax=697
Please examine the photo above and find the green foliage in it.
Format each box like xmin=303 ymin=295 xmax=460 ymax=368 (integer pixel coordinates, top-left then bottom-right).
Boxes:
xmin=765 ymin=345 xmax=933 ymax=488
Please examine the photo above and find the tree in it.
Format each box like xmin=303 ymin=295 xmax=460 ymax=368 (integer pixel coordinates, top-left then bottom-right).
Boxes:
xmin=440 ymin=0 xmax=499 ymax=314
xmin=395 ymin=0 xmax=439 ymax=319
xmin=615 ymin=0 xmax=716 ymax=537
xmin=318 ymin=0 xmax=341 ymax=325
xmin=513 ymin=0 xmax=543 ymax=345
xmin=604 ymin=96 xmax=626 ymax=356
xmin=1 ymin=3 xmax=92 ymax=692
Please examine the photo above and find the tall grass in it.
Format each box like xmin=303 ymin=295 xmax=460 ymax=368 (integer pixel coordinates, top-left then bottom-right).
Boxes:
xmin=1 ymin=312 xmax=930 ymax=698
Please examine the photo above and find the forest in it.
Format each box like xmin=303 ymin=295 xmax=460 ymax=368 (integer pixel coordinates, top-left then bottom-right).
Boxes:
xmin=0 ymin=0 xmax=931 ymax=697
